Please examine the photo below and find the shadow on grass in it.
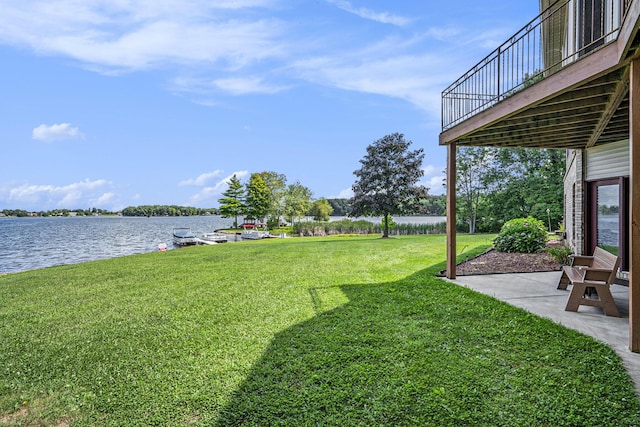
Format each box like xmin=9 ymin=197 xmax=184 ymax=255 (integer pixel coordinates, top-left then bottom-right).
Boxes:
xmin=214 ymin=265 xmax=640 ymax=426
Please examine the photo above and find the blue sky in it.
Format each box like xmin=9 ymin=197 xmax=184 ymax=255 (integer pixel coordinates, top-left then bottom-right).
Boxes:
xmin=0 ymin=1 xmax=539 ymax=211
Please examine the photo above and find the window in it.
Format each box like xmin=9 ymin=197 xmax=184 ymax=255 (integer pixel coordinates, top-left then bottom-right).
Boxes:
xmin=578 ymin=0 xmax=604 ymax=55
xmin=587 ymin=177 xmax=629 ymax=271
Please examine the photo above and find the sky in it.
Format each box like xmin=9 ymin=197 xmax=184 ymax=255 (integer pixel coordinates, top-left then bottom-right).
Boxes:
xmin=0 ymin=1 xmax=539 ymax=212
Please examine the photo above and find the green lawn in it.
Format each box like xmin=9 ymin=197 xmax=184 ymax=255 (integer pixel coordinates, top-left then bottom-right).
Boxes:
xmin=1 ymin=234 xmax=638 ymax=426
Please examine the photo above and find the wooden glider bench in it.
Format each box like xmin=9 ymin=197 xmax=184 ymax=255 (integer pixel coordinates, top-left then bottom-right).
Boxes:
xmin=557 ymin=247 xmax=621 ymax=317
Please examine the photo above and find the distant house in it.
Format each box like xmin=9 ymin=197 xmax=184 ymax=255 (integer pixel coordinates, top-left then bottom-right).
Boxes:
xmin=440 ymin=0 xmax=640 ymax=349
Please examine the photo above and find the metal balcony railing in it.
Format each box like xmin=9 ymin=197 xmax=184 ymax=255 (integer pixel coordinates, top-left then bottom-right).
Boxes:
xmin=441 ymin=0 xmax=633 ymax=131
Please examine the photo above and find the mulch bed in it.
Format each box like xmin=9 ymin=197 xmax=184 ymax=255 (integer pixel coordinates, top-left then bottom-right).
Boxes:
xmin=456 ymin=249 xmax=562 ymax=275
xmin=455 ymin=241 xmax=563 ymax=276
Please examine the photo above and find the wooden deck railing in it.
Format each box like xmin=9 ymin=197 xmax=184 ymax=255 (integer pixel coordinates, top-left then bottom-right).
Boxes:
xmin=442 ymin=0 xmax=632 ymax=131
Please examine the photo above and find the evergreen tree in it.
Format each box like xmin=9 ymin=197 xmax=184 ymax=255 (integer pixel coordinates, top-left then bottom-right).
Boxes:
xmin=218 ymin=174 xmax=246 ymax=228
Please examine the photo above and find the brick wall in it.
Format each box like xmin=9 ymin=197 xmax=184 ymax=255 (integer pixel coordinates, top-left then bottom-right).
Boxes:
xmin=564 ymin=149 xmax=584 ymax=255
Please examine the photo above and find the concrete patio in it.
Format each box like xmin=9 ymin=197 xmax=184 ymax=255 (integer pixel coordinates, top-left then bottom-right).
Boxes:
xmin=448 ymin=271 xmax=640 ymax=394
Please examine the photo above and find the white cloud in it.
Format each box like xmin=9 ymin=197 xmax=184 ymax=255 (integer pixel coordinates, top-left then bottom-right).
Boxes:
xmin=172 ymin=76 xmax=289 ymax=96
xmin=326 ymin=0 xmax=410 ymax=26
xmin=32 ymin=123 xmax=82 ymax=141
xmin=426 ymin=176 xmax=446 ymax=195
xmin=213 ymin=77 xmax=290 ymax=95
xmin=423 ymin=165 xmax=436 ymax=175
xmin=186 ymin=170 xmax=249 ymax=204
xmin=179 ymin=170 xmax=224 ymax=187
xmin=94 ymin=192 xmax=116 ymax=206
xmin=290 ymin=38 xmax=453 ymax=115
xmin=0 ymin=2 xmax=286 ymax=73
xmin=0 ymin=2 xmax=477 ymax=115
xmin=224 ymin=170 xmax=250 ymax=182
xmin=4 ymin=179 xmax=113 ymax=208
xmin=421 ymin=164 xmax=446 ymax=195
xmin=425 ymin=27 xmax=461 ymax=41
xmin=336 ymin=188 xmax=353 ymax=199
xmin=188 ymin=187 xmax=223 ymax=205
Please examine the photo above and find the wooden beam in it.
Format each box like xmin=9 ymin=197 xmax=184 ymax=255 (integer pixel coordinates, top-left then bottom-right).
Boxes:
xmin=440 ymin=41 xmax=621 ymax=146
xmin=587 ymin=68 xmax=630 ymax=148
xmin=446 ymin=143 xmax=457 ymax=279
xmin=618 ymin=0 xmax=640 ymax=59
xmin=482 ymin=110 xmax=605 ymax=135
xmin=629 ymin=59 xmax=640 ymax=352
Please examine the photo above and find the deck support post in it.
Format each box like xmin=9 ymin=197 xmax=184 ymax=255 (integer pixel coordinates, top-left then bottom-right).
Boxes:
xmin=629 ymin=59 xmax=640 ymax=352
xmin=446 ymin=143 xmax=457 ymax=279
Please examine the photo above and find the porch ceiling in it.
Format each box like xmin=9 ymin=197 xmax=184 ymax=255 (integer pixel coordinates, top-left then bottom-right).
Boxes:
xmin=439 ymin=65 xmax=631 ymax=150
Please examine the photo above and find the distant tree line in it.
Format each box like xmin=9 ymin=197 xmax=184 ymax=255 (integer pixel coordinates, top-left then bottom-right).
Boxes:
xmin=599 ymin=204 xmax=619 ymax=215
xmin=2 ymin=195 xmax=445 ymax=220
xmin=326 ymin=199 xmax=351 ymax=216
xmin=0 ymin=206 xmax=218 ymax=217
xmin=0 ymin=208 xmax=115 ymax=217
xmin=121 ymin=205 xmax=218 ymax=217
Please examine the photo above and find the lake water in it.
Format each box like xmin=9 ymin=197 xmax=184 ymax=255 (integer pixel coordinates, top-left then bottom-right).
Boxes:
xmin=0 ymin=215 xmax=446 ymax=274
xmin=0 ymin=216 xmax=233 ymax=274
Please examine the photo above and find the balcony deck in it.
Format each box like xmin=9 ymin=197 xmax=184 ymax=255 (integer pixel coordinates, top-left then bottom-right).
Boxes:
xmin=440 ymin=0 xmax=640 ymax=150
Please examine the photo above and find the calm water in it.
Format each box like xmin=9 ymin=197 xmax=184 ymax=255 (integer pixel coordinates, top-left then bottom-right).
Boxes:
xmin=0 ymin=215 xmax=446 ymax=274
xmin=0 ymin=216 xmax=234 ymax=274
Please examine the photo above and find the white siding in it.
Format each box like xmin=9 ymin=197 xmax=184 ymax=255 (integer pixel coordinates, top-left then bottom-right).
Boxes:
xmin=586 ymin=140 xmax=630 ymax=180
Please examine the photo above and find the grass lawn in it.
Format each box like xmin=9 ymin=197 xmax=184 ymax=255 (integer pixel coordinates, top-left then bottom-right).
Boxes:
xmin=1 ymin=234 xmax=639 ymax=426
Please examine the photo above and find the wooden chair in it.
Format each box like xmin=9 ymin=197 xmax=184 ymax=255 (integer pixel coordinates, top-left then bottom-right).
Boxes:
xmin=557 ymin=247 xmax=621 ymax=317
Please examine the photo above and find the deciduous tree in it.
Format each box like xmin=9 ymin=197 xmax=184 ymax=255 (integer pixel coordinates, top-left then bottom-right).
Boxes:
xmin=256 ymin=171 xmax=287 ymax=225
xmin=456 ymin=146 xmax=498 ymax=234
xmin=488 ymin=148 xmax=565 ymax=231
xmin=245 ymin=173 xmax=271 ymax=221
xmin=350 ymin=133 xmax=427 ymax=238
xmin=455 ymin=147 xmax=565 ymax=233
xmin=310 ymin=198 xmax=334 ymax=221
xmin=283 ymin=181 xmax=313 ymax=225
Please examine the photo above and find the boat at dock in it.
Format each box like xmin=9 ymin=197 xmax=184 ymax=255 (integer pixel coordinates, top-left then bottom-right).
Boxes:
xmin=240 ymin=221 xmax=271 ymax=240
xmin=172 ymin=227 xmax=198 ymax=246
xmin=199 ymin=231 xmax=230 ymax=244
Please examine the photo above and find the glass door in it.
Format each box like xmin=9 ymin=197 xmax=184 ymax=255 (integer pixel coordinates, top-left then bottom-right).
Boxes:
xmin=596 ymin=184 xmax=620 ymax=254
xmin=587 ymin=178 xmax=629 ymax=271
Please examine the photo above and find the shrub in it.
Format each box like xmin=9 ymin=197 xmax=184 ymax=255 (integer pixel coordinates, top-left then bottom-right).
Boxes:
xmin=292 ymin=220 xmax=447 ymax=236
xmin=546 ymin=244 xmax=573 ymax=265
xmin=493 ymin=217 xmax=547 ymax=253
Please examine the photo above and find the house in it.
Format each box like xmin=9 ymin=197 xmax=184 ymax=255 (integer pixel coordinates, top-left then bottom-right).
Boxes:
xmin=439 ymin=0 xmax=640 ymax=350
